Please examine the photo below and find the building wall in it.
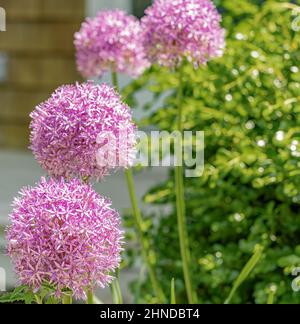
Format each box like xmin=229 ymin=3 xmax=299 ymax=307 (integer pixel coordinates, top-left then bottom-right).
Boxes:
xmin=0 ymin=0 xmax=85 ymax=149
xmin=0 ymin=0 xmax=153 ymax=150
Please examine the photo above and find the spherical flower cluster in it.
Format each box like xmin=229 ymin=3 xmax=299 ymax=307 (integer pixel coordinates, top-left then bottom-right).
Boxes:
xmin=141 ymin=0 xmax=226 ymax=68
xmin=74 ymin=10 xmax=150 ymax=78
xmin=6 ymin=177 xmax=123 ymax=299
xmin=30 ymin=82 xmax=137 ymax=181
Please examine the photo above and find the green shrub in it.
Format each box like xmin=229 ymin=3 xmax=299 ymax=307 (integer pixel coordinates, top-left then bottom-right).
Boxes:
xmin=124 ymin=0 xmax=300 ymax=304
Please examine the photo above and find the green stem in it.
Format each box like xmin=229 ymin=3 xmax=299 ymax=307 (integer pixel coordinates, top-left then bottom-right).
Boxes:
xmin=125 ymin=169 xmax=165 ymax=302
xmin=111 ymin=71 xmax=165 ymax=303
xmin=170 ymin=278 xmax=176 ymax=305
xmin=86 ymin=290 xmax=94 ymax=305
xmin=112 ymin=70 xmax=119 ymax=92
xmin=111 ymin=269 xmax=123 ymax=304
xmin=175 ymin=66 xmax=196 ymax=304
xmin=115 ymin=269 xmax=123 ymax=304
xmin=62 ymin=294 xmax=72 ymax=304
xmin=267 ymin=290 xmax=275 ymax=305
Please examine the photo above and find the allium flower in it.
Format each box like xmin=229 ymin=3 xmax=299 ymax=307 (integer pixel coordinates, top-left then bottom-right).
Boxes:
xmin=30 ymin=82 xmax=137 ymax=181
xmin=74 ymin=10 xmax=150 ymax=78
xmin=141 ymin=0 xmax=226 ymax=68
xmin=7 ymin=177 xmax=123 ymax=299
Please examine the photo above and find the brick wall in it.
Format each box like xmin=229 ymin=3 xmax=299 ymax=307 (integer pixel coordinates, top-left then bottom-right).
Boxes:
xmin=0 ymin=0 xmax=85 ymax=149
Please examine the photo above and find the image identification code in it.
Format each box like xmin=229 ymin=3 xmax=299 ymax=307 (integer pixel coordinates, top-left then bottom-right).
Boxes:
xmin=100 ymin=308 xmax=201 ymax=322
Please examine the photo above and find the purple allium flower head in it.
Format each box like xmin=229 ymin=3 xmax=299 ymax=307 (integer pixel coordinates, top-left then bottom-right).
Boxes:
xmin=7 ymin=177 xmax=123 ymax=299
xmin=141 ymin=0 xmax=226 ymax=68
xmin=30 ymin=82 xmax=137 ymax=181
xmin=74 ymin=10 xmax=150 ymax=78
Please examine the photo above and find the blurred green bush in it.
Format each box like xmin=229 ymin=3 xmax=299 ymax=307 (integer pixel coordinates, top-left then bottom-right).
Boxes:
xmin=124 ymin=0 xmax=300 ymax=303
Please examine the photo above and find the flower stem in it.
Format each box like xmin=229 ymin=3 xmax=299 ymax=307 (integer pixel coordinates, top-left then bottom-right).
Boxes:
xmin=111 ymin=70 xmax=119 ymax=92
xmin=62 ymin=294 xmax=72 ymax=304
xmin=175 ymin=66 xmax=196 ymax=304
xmin=111 ymin=269 xmax=123 ymax=304
xmin=86 ymin=289 xmax=94 ymax=305
xmin=111 ymin=71 xmax=165 ymax=303
xmin=170 ymin=278 xmax=176 ymax=304
xmin=267 ymin=289 xmax=276 ymax=305
xmin=125 ymin=169 xmax=165 ymax=302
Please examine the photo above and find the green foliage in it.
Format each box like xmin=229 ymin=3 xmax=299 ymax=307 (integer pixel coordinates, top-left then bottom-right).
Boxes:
xmin=0 ymin=282 xmax=64 ymax=304
xmin=0 ymin=286 xmax=36 ymax=304
xmin=124 ymin=0 xmax=300 ymax=304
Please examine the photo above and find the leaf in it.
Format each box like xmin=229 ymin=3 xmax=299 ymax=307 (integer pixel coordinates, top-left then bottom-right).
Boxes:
xmin=24 ymin=292 xmax=35 ymax=305
xmin=277 ymin=255 xmax=300 ymax=268
xmin=224 ymin=245 xmax=264 ymax=304
xmin=0 ymin=285 xmax=35 ymax=304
